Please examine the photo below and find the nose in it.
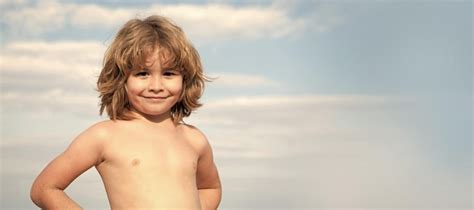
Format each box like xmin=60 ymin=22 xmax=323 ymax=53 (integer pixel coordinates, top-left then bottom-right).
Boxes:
xmin=148 ymin=75 xmax=164 ymax=92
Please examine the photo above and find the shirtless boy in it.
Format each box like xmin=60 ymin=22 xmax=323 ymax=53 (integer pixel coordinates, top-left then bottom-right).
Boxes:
xmin=30 ymin=15 xmax=222 ymax=209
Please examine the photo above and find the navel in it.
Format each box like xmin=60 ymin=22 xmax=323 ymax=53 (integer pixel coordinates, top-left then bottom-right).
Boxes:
xmin=131 ymin=158 xmax=141 ymax=166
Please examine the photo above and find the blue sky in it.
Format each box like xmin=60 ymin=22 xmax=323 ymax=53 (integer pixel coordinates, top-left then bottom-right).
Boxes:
xmin=0 ymin=0 xmax=472 ymax=209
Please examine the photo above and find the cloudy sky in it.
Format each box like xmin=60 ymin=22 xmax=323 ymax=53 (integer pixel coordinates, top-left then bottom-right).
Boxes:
xmin=0 ymin=0 xmax=472 ymax=209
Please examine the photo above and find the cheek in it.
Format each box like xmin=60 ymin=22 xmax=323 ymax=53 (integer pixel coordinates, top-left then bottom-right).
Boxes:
xmin=125 ymin=78 xmax=144 ymax=93
xmin=172 ymin=83 xmax=183 ymax=94
xmin=167 ymin=79 xmax=183 ymax=95
xmin=125 ymin=87 xmax=136 ymax=105
xmin=125 ymin=83 xmax=134 ymax=97
xmin=125 ymin=80 xmax=142 ymax=99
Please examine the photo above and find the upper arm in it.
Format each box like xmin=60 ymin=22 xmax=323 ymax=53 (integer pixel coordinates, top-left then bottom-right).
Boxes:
xmin=191 ymin=128 xmax=221 ymax=190
xmin=32 ymin=122 xmax=108 ymax=191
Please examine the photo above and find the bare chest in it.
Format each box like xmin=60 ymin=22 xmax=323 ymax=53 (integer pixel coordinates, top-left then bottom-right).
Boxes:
xmin=95 ymin=127 xmax=202 ymax=208
xmin=99 ymin=132 xmax=199 ymax=178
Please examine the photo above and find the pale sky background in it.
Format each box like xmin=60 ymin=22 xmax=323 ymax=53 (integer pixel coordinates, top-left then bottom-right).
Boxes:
xmin=0 ymin=0 xmax=472 ymax=209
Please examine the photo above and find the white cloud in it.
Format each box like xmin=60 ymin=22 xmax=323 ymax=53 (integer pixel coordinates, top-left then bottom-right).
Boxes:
xmin=69 ymin=4 xmax=134 ymax=29
xmin=153 ymin=4 xmax=307 ymax=40
xmin=0 ymin=0 xmax=27 ymax=7
xmin=1 ymin=40 xmax=104 ymax=79
xmin=4 ymin=40 xmax=104 ymax=55
xmin=1 ymin=0 xmax=70 ymax=35
xmin=1 ymin=88 xmax=97 ymax=109
xmin=0 ymin=41 xmax=103 ymax=120
xmin=1 ymin=1 xmax=339 ymax=41
xmin=190 ymin=95 xmax=405 ymax=158
xmin=185 ymin=95 xmax=471 ymax=207
xmin=203 ymin=94 xmax=393 ymax=109
xmin=209 ymin=72 xmax=278 ymax=88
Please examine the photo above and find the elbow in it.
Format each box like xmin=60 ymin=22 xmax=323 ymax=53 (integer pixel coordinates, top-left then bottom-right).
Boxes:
xmin=30 ymin=180 xmax=45 ymax=207
xmin=30 ymin=182 xmax=41 ymax=206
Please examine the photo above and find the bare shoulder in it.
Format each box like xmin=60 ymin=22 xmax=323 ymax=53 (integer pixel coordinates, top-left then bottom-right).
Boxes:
xmin=179 ymin=123 xmax=206 ymax=138
xmin=178 ymin=123 xmax=211 ymax=155
xmin=80 ymin=120 xmax=118 ymax=141
xmin=71 ymin=120 xmax=124 ymax=151
xmin=64 ymin=120 xmax=122 ymax=166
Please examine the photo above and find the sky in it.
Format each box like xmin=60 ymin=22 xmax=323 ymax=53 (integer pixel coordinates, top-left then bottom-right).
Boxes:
xmin=0 ymin=0 xmax=472 ymax=209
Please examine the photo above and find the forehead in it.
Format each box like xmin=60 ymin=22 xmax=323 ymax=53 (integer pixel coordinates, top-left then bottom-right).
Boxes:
xmin=141 ymin=45 xmax=174 ymax=69
xmin=143 ymin=47 xmax=160 ymax=66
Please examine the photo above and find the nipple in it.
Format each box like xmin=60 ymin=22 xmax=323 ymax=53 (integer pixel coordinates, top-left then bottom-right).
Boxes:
xmin=131 ymin=158 xmax=141 ymax=166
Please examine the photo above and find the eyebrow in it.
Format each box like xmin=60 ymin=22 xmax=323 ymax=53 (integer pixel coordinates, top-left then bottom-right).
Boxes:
xmin=131 ymin=68 xmax=148 ymax=72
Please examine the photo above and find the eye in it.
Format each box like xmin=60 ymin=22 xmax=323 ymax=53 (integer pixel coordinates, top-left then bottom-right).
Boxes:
xmin=135 ymin=71 xmax=149 ymax=77
xmin=163 ymin=70 xmax=179 ymax=77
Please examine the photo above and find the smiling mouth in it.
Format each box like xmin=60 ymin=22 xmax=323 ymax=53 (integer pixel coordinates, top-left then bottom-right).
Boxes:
xmin=142 ymin=96 xmax=168 ymax=102
xmin=144 ymin=96 xmax=168 ymax=99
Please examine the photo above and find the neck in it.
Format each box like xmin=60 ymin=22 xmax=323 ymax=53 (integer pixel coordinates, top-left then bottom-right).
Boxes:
xmin=128 ymin=109 xmax=177 ymax=128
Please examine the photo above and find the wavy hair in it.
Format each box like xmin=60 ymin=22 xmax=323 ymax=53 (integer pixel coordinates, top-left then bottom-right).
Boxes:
xmin=97 ymin=15 xmax=207 ymax=123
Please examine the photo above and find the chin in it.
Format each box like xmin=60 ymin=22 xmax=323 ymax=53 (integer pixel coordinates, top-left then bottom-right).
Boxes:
xmin=131 ymin=102 xmax=175 ymax=115
xmin=141 ymin=109 xmax=170 ymax=116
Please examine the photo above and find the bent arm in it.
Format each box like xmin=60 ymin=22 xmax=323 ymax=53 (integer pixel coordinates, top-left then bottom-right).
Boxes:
xmin=30 ymin=154 xmax=84 ymax=209
xmin=30 ymin=123 xmax=106 ymax=209
xmin=196 ymin=137 xmax=222 ymax=210
xmin=31 ymin=190 xmax=79 ymax=209
xmin=198 ymin=171 xmax=222 ymax=210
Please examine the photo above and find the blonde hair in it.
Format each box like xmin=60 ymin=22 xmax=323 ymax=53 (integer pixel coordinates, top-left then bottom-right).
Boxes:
xmin=97 ymin=15 xmax=207 ymax=123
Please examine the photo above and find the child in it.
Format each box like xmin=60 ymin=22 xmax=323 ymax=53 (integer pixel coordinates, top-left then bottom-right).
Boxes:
xmin=30 ymin=15 xmax=222 ymax=209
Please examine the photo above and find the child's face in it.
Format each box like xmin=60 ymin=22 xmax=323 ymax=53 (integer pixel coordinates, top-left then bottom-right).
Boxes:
xmin=126 ymin=47 xmax=183 ymax=118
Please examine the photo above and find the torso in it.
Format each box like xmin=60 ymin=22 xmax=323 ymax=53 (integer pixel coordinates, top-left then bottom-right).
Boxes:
xmin=95 ymin=120 xmax=202 ymax=209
